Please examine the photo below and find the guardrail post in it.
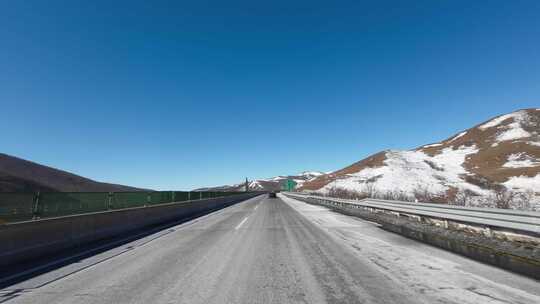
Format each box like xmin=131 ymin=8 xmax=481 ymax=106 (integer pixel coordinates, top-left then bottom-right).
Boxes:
xmin=107 ymin=192 xmax=113 ymax=210
xmin=32 ymin=191 xmax=40 ymax=220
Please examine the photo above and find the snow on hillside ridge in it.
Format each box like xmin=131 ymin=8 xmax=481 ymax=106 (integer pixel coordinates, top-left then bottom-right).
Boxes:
xmin=478 ymin=110 xmax=528 ymax=130
xmin=195 ymin=171 xmax=325 ymax=192
xmin=249 ymin=180 xmax=264 ymax=190
xmin=320 ymin=145 xmax=486 ymax=197
xmin=300 ymin=171 xmax=324 ymax=177
xmin=300 ymin=108 xmax=540 ymax=209
xmin=450 ymin=131 xmax=467 ymax=142
xmin=480 ymin=109 xmax=533 ymax=142
xmin=261 ymin=171 xmax=322 ymax=182
xmin=422 ymin=143 xmax=442 ymax=148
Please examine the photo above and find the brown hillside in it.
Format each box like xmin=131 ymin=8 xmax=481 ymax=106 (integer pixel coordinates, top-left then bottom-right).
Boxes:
xmin=300 ymin=109 xmax=540 ymax=193
xmin=0 ymin=153 xmax=147 ymax=192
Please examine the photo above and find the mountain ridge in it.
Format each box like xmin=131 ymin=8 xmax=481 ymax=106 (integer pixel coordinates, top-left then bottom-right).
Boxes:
xmin=195 ymin=171 xmax=324 ymax=192
xmin=300 ymin=108 xmax=540 ymax=208
xmin=0 ymin=153 xmax=147 ymax=192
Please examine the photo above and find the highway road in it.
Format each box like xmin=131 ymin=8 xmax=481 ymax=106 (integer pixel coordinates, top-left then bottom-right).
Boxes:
xmin=1 ymin=194 xmax=539 ymax=304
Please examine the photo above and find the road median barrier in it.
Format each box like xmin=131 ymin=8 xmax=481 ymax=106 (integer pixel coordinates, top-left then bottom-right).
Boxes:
xmin=0 ymin=192 xmax=261 ymax=267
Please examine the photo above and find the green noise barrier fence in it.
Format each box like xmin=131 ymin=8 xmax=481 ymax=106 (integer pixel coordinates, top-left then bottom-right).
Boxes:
xmin=0 ymin=191 xmax=249 ymax=224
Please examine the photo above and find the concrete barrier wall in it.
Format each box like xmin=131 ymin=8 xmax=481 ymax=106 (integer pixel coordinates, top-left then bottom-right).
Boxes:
xmin=0 ymin=193 xmax=259 ymax=267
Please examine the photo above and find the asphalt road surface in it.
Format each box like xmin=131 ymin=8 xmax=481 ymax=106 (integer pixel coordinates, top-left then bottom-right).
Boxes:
xmin=1 ymin=194 xmax=539 ymax=304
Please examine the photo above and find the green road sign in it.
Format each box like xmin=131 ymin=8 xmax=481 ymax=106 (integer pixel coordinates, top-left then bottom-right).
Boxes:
xmin=283 ymin=179 xmax=297 ymax=191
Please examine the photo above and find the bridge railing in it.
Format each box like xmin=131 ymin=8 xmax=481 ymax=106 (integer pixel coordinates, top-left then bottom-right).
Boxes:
xmin=0 ymin=191 xmax=254 ymax=224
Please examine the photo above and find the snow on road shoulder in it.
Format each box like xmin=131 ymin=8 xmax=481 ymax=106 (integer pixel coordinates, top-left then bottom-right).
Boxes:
xmin=281 ymin=194 xmax=540 ymax=304
xmin=280 ymin=194 xmax=329 ymax=213
xmin=280 ymin=194 xmax=375 ymax=229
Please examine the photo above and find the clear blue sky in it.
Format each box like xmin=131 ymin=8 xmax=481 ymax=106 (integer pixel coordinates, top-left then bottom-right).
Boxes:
xmin=1 ymin=1 xmax=539 ymax=190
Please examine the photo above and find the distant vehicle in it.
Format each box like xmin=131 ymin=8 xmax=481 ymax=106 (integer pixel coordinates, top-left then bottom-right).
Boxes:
xmin=268 ymin=192 xmax=277 ymax=198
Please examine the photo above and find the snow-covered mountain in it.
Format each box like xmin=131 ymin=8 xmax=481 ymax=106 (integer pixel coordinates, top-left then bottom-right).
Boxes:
xmin=301 ymin=109 xmax=540 ymax=207
xmin=195 ymin=171 xmax=324 ymax=192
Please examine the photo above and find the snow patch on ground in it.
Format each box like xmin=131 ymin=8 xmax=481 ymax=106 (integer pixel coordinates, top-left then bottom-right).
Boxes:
xmin=527 ymin=141 xmax=540 ymax=147
xmin=485 ymin=111 xmax=533 ymax=142
xmin=497 ymin=127 xmax=531 ymax=142
xmin=503 ymin=174 xmax=540 ymax=192
xmin=502 ymin=153 xmax=540 ymax=168
xmin=320 ymin=145 xmax=488 ymax=197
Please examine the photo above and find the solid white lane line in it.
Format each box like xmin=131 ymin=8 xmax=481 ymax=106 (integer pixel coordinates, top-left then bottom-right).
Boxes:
xmin=235 ymin=217 xmax=249 ymax=230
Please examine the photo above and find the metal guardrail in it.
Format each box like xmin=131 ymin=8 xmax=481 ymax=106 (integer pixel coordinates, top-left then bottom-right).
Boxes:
xmin=284 ymin=192 xmax=540 ymax=235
